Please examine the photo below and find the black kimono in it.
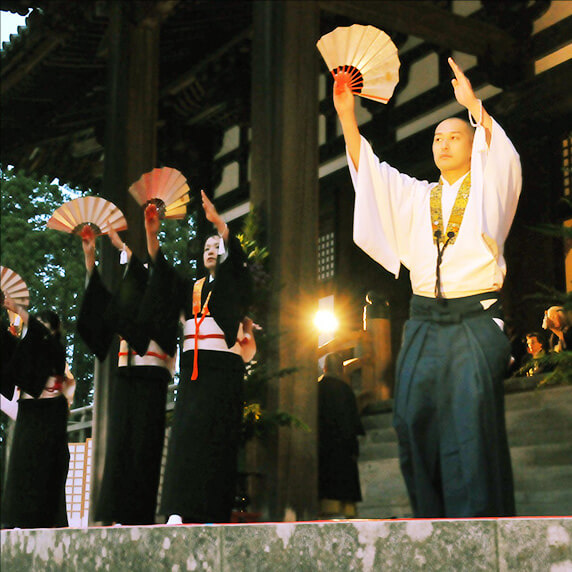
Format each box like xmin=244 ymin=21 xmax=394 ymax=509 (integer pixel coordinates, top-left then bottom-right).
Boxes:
xmin=78 ymin=256 xmax=173 ymax=525
xmin=318 ymin=375 xmax=365 ymax=503
xmin=2 ymin=317 xmax=69 ymax=529
xmin=140 ymin=234 xmax=252 ymax=523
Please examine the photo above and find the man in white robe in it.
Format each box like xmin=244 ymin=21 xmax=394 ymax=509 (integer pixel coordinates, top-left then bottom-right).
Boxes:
xmin=334 ymin=57 xmax=521 ymax=517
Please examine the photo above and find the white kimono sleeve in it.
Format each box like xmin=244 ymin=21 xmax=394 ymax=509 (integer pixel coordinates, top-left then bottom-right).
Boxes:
xmin=471 ymin=118 xmax=522 ymax=247
xmin=348 ymin=136 xmax=428 ymax=277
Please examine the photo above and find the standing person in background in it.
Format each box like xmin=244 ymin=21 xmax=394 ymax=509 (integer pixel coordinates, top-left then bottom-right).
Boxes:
xmin=78 ymin=228 xmax=175 ymax=526
xmin=142 ymin=190 xmax=252 ymax=524
xmin=1 ymin=299 xmax=74 ymax=529
xmin=334 ymin=56 xmax=521 ymax=517
xmin=318 ymin=353 xmax=365 ymax=519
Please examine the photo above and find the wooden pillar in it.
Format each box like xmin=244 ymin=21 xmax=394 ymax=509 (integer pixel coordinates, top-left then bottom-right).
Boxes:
xmin=89 ymin=1 xmax=160 ymax=524
xmin=565 ymin=219 xmax=572 ymax=293
xmin=250 ymin=0 xmax=320 ymax=521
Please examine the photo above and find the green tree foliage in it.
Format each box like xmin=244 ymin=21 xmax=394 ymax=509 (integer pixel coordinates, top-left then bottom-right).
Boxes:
xmin=1 ymin=167 xmax=95 ymax=407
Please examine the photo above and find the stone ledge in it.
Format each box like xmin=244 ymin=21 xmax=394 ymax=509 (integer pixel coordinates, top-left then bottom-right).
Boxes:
xmin=2 ymin=517 xmax=571 ymax=571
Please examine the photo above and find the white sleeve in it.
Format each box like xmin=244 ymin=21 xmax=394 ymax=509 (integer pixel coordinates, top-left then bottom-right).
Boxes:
xmin=471 ymin=118 xmax=522 ymax=246
xmin=348 ymin=136 xmax=428 ymax=277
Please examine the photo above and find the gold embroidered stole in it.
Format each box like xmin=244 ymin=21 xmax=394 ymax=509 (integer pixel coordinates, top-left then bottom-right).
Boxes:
xmin=192 ymin=277 xmax=211 ymax=317
xmin=430 ymin=172 xmax=471 ymax=245
xmin=191 ymin=277 xmax=213 ymax=380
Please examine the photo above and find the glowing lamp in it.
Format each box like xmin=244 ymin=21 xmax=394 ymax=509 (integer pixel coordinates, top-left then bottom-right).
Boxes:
xmin=314 ymin=310 xmax=339 ymax=334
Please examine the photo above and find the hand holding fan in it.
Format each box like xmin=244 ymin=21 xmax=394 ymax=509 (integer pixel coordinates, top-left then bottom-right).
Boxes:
xmin=47 ymin=196 xmax=128 ymax=239
xmin=317 ymin=24 xmax=400 ymax=104
xmin=129 ymin=167 xmax=190 ymax=220
xmin=0 ymin=266 xmax=30 ymax=308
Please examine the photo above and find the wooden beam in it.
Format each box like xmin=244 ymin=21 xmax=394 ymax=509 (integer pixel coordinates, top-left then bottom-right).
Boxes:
xmin=161 ymin=27 xmax=252 ymax=97
xmin=319 ymin=0 xmax=519 ymax=60
xmin=1 ymin=35 xmax=65 ymax=94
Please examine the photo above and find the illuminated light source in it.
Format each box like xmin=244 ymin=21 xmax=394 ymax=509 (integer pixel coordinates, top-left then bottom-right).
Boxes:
xmin=314 ymin=309 xmax=339 ymax=334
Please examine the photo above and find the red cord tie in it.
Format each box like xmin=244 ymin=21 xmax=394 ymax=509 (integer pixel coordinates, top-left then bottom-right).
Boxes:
xmin=44 ymin=375 xmax=64 ymax=393
xmin=117 ymin=350 xmax=168 ymax=360
xmin=191 ymin=278 xmax=212 ymax=381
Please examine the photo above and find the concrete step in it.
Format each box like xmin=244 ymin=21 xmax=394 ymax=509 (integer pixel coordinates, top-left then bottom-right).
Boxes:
xmin=7 ymin=517 xmax=570 ymax=571
xmin=510 ymin=442 xmax=572 ymax=468
xmin=512 ymin=465 xmax=572 ymax=493
xmin=361 ymin=412 xmax=394 ymax=431
xmin=359 ymin=440 xmax=399 ymax=461
xmin=504 ymin=385 xmax=572 ymax=413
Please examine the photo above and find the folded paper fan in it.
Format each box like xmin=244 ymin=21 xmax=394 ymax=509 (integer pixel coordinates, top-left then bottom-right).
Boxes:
xmin=129 ymin=167 xmax=190 ymax=220
xmin=317 ymin=24 xmax=400 ymax=104
xmin=47 ymin=196 xmax=128 ymax=237
xmin=0 ymin=266 xmax=30 ymax=307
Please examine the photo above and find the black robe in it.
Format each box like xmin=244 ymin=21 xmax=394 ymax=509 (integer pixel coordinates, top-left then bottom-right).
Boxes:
xmin=77 ymin=256 xmax=170 ymax=525
xmin=2 ymin=317 xmax=69 ymax=529
xmin=318 ymin=375 xmax=365 ymax=502
xmin=140 ymin=235 xmax=252 ymax=523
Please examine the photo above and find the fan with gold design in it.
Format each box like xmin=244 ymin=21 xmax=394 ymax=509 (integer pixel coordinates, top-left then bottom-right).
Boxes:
xmin=47 ymin=196 xmax=128 ymax=241
xmin=129 ymin=167 xmax=190 ymax=220
xmin=317 ymin=24 xmax=400 ymax=104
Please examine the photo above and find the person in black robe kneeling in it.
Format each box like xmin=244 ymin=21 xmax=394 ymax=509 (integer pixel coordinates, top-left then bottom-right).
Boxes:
xmin=141 ymin=190 xmax=252 ymax=524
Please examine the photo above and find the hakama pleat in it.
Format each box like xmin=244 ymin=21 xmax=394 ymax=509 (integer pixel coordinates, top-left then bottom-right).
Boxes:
xmin=95 ymin=366 xmax=170 ymax=525
xmin=392 ymin=294 xmax=515 ymax=518
xmin=160 ymin=350 xmax=244 ymax=523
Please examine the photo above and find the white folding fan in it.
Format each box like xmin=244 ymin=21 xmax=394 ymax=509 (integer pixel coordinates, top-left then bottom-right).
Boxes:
xmin=317 ymin=24 xmax=400 ymax=104
xmin=0 ymin=266 xmax=30 ymax=308
xmin=47 ymin=196 xmax=128 ymax=238
xmin=129 ymin=167 xmax=190 ymax=220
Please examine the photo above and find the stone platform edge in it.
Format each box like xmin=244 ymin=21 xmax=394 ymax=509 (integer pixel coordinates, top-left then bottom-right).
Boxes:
xmin=2 ymin=516 xmax=571 ymax=571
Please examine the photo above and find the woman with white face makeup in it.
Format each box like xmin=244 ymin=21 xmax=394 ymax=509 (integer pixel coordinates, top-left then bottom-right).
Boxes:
xmin=142 ymin=190 xmax=252 ymax=524
xmin=1 ymin=301 xmax=74 ymax=529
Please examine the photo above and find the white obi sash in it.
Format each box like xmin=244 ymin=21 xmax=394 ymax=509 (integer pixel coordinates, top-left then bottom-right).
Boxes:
xmin=118 ymin=339 xmax=176 ymax=375
xmin=183 ymin=316 xmax=242 ymax=356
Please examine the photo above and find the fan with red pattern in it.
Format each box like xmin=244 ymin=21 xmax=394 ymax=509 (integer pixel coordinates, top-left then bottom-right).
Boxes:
xmin=0 ymin=266 xmax=30 ymax=308
xmin=129 ymin=167 xmax=190 ymax=220
xmin=47 ymin=196 xmax=128 ymax=241
xmin=317 ymin=24 xmax=400 ymax=104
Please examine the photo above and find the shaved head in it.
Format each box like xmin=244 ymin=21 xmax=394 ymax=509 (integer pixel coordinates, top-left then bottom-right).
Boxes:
xmin=432 ymin=117 xmax=475 ymax=182
xmin=435 ymin=117 xmax=475 ymax=140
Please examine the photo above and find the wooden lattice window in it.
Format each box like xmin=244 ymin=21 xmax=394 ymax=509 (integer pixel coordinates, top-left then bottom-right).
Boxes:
xmin=66 ymin=438 xmax=92 ymax=527
xmin=563 ymin=133 xmax=571 ymax=197
xmin=318 ymin=232 xmax=335 ymax=281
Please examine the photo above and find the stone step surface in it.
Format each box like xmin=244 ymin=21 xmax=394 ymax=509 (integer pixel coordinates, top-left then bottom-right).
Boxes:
xmin=2 ymin=518 xmax=571 ymax=571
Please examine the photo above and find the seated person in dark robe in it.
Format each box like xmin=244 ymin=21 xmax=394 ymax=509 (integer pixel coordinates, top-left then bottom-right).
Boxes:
xmin=318 ymin=352 xmax=365 ymax=518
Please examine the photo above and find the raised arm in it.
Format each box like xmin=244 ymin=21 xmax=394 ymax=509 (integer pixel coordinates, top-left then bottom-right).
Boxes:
xmin=448 ymin=57 xmax=492 ymax=146
xmin=82 ymin=227 xmax=97 ymax=275
xmin=201 ymin=190 xmax=228 ymax=243
xmin=108 ymin=226 xmax=132 ymax=263
xmin=333 ymin=76 xmax=362 ymax=171
xmin=2 ymin=296 xmax=29 ymax=327
xmin=144 ymin=204 xmax=161 ymax=262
